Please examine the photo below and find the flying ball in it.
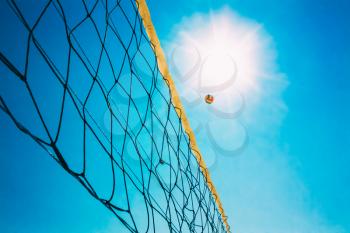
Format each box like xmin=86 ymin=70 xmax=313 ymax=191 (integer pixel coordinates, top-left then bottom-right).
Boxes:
xmin=205 ymin=94 xmax=214 ymax=104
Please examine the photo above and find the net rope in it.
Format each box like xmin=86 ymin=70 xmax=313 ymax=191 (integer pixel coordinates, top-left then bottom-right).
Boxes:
xmin=0 ymin=0 xmax=228 ymax=232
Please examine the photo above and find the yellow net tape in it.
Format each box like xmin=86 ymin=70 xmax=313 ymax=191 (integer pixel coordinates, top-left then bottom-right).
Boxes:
xmin=135 ymin=0 xmax=231 ymax=232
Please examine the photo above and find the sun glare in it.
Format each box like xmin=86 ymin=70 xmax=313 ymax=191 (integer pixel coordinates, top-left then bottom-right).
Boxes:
xmin=167 ymin=8 xmax=276 ymax=106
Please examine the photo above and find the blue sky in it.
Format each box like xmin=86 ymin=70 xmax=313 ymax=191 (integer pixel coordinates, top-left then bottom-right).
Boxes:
xmin=151 ymin=0 xmax=350 ymax=232
xmin=0 ymin=0 xmax=349 ymax=233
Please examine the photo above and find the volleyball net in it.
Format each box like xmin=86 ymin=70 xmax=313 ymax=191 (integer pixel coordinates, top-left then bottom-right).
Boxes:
xmin=0 ymin=0 xmax=229 ymax=232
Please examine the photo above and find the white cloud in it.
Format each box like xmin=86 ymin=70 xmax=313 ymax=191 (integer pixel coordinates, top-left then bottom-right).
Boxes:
xmin=164 ymin=7 xmax=344 ymax=233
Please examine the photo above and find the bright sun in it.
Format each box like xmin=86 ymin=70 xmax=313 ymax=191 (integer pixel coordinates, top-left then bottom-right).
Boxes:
xmin=167 ymin=7 xmax=277 ymax=107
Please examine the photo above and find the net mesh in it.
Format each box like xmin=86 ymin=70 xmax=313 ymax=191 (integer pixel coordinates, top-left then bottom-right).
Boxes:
xmin=0 ymin=0 xmax=227 ymax=232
